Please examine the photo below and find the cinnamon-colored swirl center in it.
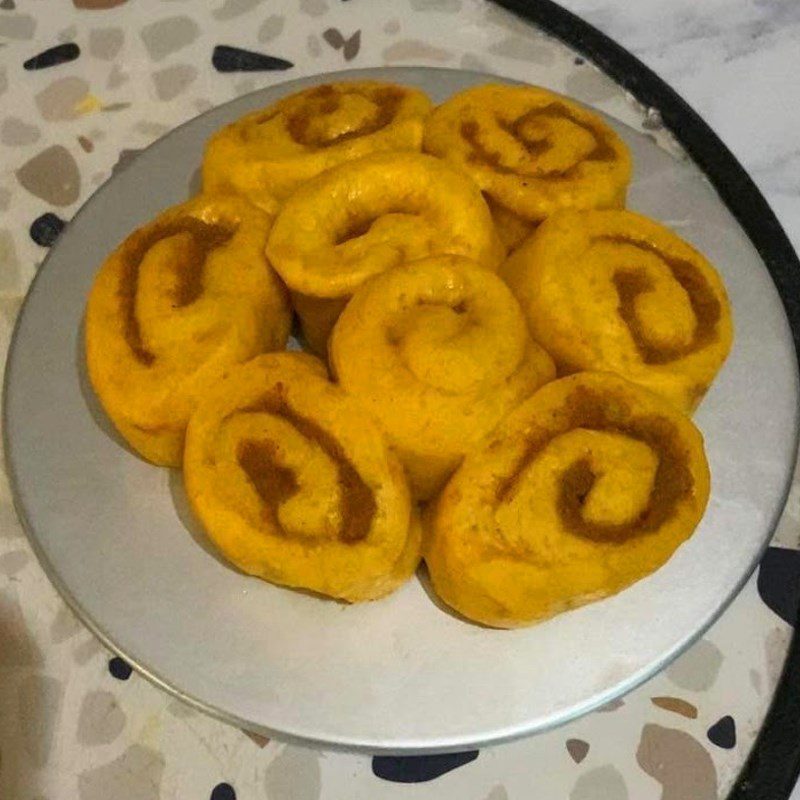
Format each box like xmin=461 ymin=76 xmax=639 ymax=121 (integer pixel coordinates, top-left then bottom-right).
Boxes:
xmin=275 ymin=85 xmax=405 ymax=149
xmin=461 ymin=102 xmax=617 ymax=177
xmin=118 ymin=218 xmax=236 ymax=366
xmin=605 ymin=236 xmax=722 ymax=364
xmin=496 ymin=386 xmax=693 ymax=542
xmin=236 ymin=391 xmax=376 ymax=543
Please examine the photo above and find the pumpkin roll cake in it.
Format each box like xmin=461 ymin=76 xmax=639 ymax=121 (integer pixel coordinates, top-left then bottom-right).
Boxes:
xmin=425 ymin=372 xmax=711 ymax=628
xmin=85 ymin=194 xmax=291 ymax=466
xmin=501 ymin=209 xmax=733 ymax=411
xmin=330 ymin=255 xmax=555 ymax=500
xmin=183 ymin=353 xmax=421 ymax=602
xmin=203 ymin=80 xmax=433 ymax=211
xmin=424 ymin=83 xmax=632 ymax=249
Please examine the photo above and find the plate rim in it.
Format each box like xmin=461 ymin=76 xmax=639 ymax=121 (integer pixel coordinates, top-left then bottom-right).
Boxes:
xmin=4 ymin=62 xmax=800 ymax=756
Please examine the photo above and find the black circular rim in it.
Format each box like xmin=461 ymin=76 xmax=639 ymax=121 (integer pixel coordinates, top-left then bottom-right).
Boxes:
xmin=490 ymin=1 xmax=800 ymax=797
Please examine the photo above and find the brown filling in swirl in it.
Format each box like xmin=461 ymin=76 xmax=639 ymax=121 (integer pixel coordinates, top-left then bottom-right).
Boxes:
xmin=496 ymin=386 xmax=693 ymax=543
xmin=605 ymin=236 xmax=722 ymax=364
xmin=275 ymin=85 xmax=405 ymax=148
xmin=118 ymin=217 xmax=236 ymax=365
xmin=235 ymin=389 xmax=376 ymax=543
xmin=461 ymin=102 xmax=617 ymax=177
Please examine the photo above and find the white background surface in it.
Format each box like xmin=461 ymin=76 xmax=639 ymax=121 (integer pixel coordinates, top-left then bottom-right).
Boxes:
xmin=559 ymin=0 xmax=800 ymax=254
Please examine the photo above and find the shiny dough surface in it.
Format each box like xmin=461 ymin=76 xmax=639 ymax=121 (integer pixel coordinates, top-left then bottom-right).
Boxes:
xmin=203 ymin=81 xmax=432 ymax=210
xmin=425 ymin=371 xmax=711 ymax=628
xmin=183 ymin=353 xmax=421 ymax=602
xmin=330 ymin=255 xmax=555 ymax=500
xmin=85 ymin=194 xmax=291 ymax=467
xmin=424 ymin=83 xmax=632 ymax=229
xmin=500 ymin=208 xmax=733 ymax=411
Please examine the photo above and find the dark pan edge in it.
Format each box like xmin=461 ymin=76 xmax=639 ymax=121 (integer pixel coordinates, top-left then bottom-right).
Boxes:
xmin=490 ymin=1 xmax=800 ymax=798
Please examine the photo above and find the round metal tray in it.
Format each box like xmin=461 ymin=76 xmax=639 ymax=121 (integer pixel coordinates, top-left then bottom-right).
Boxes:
xmin=4 ymin=66 xmax=798 ymax=753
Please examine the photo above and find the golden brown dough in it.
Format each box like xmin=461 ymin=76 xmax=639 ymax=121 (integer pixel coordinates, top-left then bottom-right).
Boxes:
xmin=424 ymin=83 xmax=632 ymax=235
xmin=486 ymin=198 xmax=539 ymax=253
xmin=330 ymin=255 xmax=555 ymax=500
xmin=500 ymin=209 xmax=733 ymax=411
xmin=203 ymin=80 xmax=433 ymax=211
xmin=85 ymin=194 xmax=291 ymax=466
xmin=425 ymin=372 xmax=711 ymax=628
xmin=266 ymin=151 xmax=504 ymax=353
xmin=183 ymin=353 xmax=420 ymax=602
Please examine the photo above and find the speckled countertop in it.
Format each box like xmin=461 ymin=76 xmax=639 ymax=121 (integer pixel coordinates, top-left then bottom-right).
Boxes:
xmin=1 ymin=1 xmax=799 ymax=799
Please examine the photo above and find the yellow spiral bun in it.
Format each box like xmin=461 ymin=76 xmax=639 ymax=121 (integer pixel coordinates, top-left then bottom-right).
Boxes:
xmin=425 ymin=371 xmax=711 ymax=628
xmin=203 ymin=80 xmax=433 ymax=211
xmin=500 ymin=209 xmax=733 ymax=411
xmin=330 ymin=255 xmax=555 ymax=499
xmin=85 ymin=194 xmax=291 ymax=466
xmin=183 ymin=353 xmax=421 ymax=602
